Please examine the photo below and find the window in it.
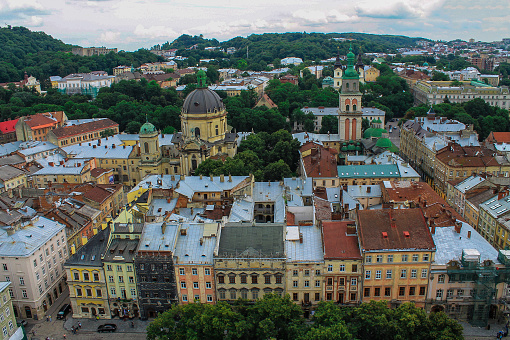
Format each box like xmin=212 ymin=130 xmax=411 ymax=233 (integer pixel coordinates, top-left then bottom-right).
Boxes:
xmin=412 ymin=254 xmax=419 ymax=262
xmin=350 ymin=293 xmax=357 ymax=301
xmin=374 ymin=287 xmax=381 ymax=297
xmin=180 ymin=282 xmax=186 ymax=289
xmin=117 ymin=265 xmax=122 ymax=271
xmin=251 ymin=275 xmax=258 ymax=284
xmin=182 ymin=295 xmax=188 ymax=302
xmin=436 ymin=289 xmax=443 ymax=299
xmin=230 ymin=290 xmax=236 ymax=300
xmin=107 ymin=265 xmax=112 ymax=271
xmin=192 ymin=268 xmax=198 ymax=275
xmin=22 ymin=289 xmax=27 ymax=298
xmin=339 ymin=278 xmax=345 ymax=286
xmin=86 ymin=288 xmax=92 ymax=297
xmin=229 ymin=276 xmax=235 ymax=284
xmin=352 ymin=264 xmax=357 ymax=272
xmin=4 ymin=277 xmax=8 ymax=282
xmin=376 ymin=255 xmax=383 ymax=263
xmin=366 ymin=256 xmax=372 ymax=263
xmin=207 ymin=295 xmax=213 ymax=302
xmin=411 ymin=269 xmax=417 ymax=278
xmin=419 ymin=287 xmax=426 ymax=296
xmin=399 ymin=287 xmax=405 ymax=296
xmin=315 ymin=269 xmax=321 ymax=276
xmin=179 ymin=268 xmax=185 ymax=275
xmin=327 ymin=264 xmax=333 ymax=272
xmin=206 ymin=282 xmax=212 ymax=289
xmin=423 ymin=254 xmax=429 ymax=262
xmin=364 ymin=287 xmax=370 ymax=297
xmin=241 ymin=275 xmax=247 ymax=284
xmin=130 ymin=289 xmax=136 ymax=297
xmin=387 ymin=254 xmax=393 ymax=263
xmin=33 ymin=260 xmax=37 ymax=268
xmin=2 ymin=326 xmax=6 ymax=337
xmin=108 ymin=276 xmax=114 ymax=283
xmin=205 ymin=268 xmax=211 ymax=275
xmin=293 ymin=280 xmax=298 ymax=288
xmin=73 ymin=272 xmax=79 ymax=281
xmin=421 ymin=269 xmax=428 ymax=279
xmin=409 ymin=287 xmax=416 ymax=296
xmin=457 ymin=289 xmax=464 ymax=297
xmin=315 ymin=293 xmax=320 ymax=301
xmin=218 ymin=276 xmax=224 ymax=284
xmin=385 ymin=288 xmax=391 ymax=297
xmin=38 ymin=285 xmax=43 ymax=294
xmin=386 ymin=270 xmax=392 ymax=279
xmin=339 ymin=264 xmax=345 ymax=272
xmin=275 ymin=275 xmax=282 ymax=284
xmin=351 ymin=277 xmax=357 ymax=286
xmin=129 ymin=276 xmax=134 ymax=283
xmin=96 ymin=289 xmax=102 ymax=297
xmin=252 ymin=290 xmax=259 ymax=300
xmin=19 ymin=277 xmax=24 ymax=285
xmin=193 ymin=282 xmax=199 ymax=289
xmin=365 ymin=270 xmax=371 ymax=279
xmin=400 ymin=269 xmax=407 ymax=279
xmin=76 ymin=288 xmax=82 ymax=297
xmin=293 ymin=293 xmax=298 ymax=301
xmin=127 ymin=265 xmax=133 ymax=272
xmin=83 ymin=272 xmax=89 ymax=281
xmin=304 ymin=270 xmax=310 ymax=276
xmin=292 ymin=270 xmax=298 ymax=276
xmin=2 ymin=264 xmax=6 ymax=271
xmin=438 ymin=274 xmax=445 ymax=283
xmin=402 ymin=254 xmax=408 ymax=262
xmin=304 ymin=280 xmax=310 ymax=287
xmin=375 ymin=270 xmax=382 ymax=279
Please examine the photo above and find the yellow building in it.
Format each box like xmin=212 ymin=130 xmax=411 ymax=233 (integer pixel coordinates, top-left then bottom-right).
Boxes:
xmin=65 ymin=228 xmax=111 ymax=319
xmin=285 ymin=226 xmax=324 ymax=315
xmin=363 ymin=66 xmax=380 ymax=82
xmin=358 ymin=209 xmax=435 ymax=308
xmin=0 ymin=165 xmax=26 ymax=193
xmin=0 ymin=282 xmax=18 ymax=339
xmin=32 ymin=161 xmax=91 ymax=187
xmin=214 ymin=224 xmax=285 ymax=301
xmin=322 ymin=221 xmax=362 ymax=304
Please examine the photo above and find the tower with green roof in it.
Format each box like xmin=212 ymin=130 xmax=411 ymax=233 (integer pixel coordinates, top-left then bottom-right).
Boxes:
xmin=338 ymin=45 xmax=362 ymax=142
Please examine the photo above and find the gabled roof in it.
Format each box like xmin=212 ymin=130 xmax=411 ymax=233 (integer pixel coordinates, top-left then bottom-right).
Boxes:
xmin=300 ymin=142 xmax=338 ymax=178
xmin=323 ymin=220 xmax=361 ymax=260
xmin=50 ymin=118 xmax=118 ymax=139
xmin=358 ymin=208 xmax=435 ymax=251
xmin=22 ymin=112 xmax=65 ymax=129
xmin=486 ymin=132 xmax=510 ymax=144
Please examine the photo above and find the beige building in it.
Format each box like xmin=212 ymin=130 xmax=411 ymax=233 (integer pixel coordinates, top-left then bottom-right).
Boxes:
xmin=214 ymin=224 xmax=285 ymax=301
xmin=46 ymin=119 xmax=119 ymax=148
xmin=0 ymin=216 xmax=68 ymax=320
xmin=0 ymin=165 xmax=26 ymax=194
xmin=285 ymin=226 xmax=324 ymax=315
xmin=0 ymin=282 xmax=19 ymax=339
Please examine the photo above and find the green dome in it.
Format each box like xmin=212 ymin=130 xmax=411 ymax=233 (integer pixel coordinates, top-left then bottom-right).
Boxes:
xmin=373 ymin=118 xmax=382 ymax=124
xmin=347 ymin=144 xmax=356 ymax=151
xmin=341 ymin=146 xmax=348 ymax=152
xmin=356 ymin=146 xmax=362 ymax=151
xmin=140 ymin=122 xmax=157 ymax=135
xmin=342 ymin=45 xmax=359 ymax=80
xmin=423 ymin=62 xmax=429 ymax=66
xmin=375 ymin=138 xmax=392 ymax=148
xmin=349 ymin=140 xmax=355 ymax=144
xmin=363 ymin=127 xmax=387 ymax=139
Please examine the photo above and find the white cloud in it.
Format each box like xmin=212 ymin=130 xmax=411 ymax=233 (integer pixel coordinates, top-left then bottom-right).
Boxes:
xmin=355 ymin=0 xmax=445 ymax=19
xmin=133 ymin=24 xmax=178 ymax=39
xmin=99 ymin=31 xmax=120 ymax=43
xmin=0 ymin=0 xmax=44 ymax=11
xmin=27 ymin=16 xmax=43 ymax=27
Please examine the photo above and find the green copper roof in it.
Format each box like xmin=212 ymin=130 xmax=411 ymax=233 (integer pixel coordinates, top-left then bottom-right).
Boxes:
xmin=375 ymin=138 xmax=392 ymax=148
xmin=197 ymin=69 xmax=207 ymax=88
xmin=363 ymin=127 xmax=387 ymax=139
xmin=342 ymin=45 xmax=359 ymax=80
xmin=347 ymin=144 xmax=356 ymax=151
xmin=140 ymin=122 xmax=157 ymax=135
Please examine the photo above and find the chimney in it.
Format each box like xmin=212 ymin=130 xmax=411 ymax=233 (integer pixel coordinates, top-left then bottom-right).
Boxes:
xmin=161 ymin=222 xmax=166 ymax=234
xmin=429 ymin=218 xmax=436 ymax=235
xmin=454 ymin=221 xmax=462 ymax=234
xmin=467 ymin=230 xmax=471 ymax=239
xmin=167 ymin=198 xmax=171 ymax=203
xmin=228 ymin=174 xmax=232 ymax=182
xmin=210 ymin=175 xmax=213 ymax=182
xmin=200 ymin=174 xmax=203 ymax=180
xmin=200 ymin=238 xmax=203 ymax=246
xmin=422 ymin=199 xmax=427 ymax=208
xmin=220 ymin=174 xmax=224 ymax=182
xmin=299 ymin=233 xmax=303 ymax=244
xmin=366 ymin=187 xmax=371 ymax=193
xmin=49 ymin=162 xmax=54 ymax=167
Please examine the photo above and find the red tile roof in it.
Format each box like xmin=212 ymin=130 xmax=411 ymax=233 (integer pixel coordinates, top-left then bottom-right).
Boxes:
xmin=81 ymin=186 xmax=113 ymax=204
xmin=301 ymin=142 xmax=338 ymax=178
xmin=90 ymin=168 xmax=111 ymax=178
xmin=51 ymin=119 xmax=118 ymax=139
xmin=23 ymin=112 xmax=65 ymax=129
xmin=314 ymin=196 xmax=332 ymax=221
xmin=381 ymin=181 xmax=464 ymax=225
xmin=0 ymin=119 xmax=18 ymax=134
xmin=486 ymin=132 xmax=510 ymax=144
xmin=323 ymin=220 xmax=361 ymax=260
xmin=357 ymin=208 xmax=435 ymax=251
xmin=436 ymin=144 xmax=498 ymax=168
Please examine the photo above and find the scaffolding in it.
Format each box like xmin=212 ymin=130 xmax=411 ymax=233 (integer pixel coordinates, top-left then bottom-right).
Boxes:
xmin=446 ymin=249 xmax=510 ymax=327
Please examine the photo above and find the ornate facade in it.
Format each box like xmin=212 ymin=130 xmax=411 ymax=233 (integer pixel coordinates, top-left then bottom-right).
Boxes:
xmin=338 ymin=47 xmax=363 ymax=141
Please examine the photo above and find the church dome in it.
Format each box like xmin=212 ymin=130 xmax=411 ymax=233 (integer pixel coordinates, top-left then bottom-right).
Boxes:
xmin=183 ymin=88 xmax=224 ymax=115
xmin=363 ymin=127 xmax=387 ymax=139
xmin=140 ymin=122 xmax=157 ymax=135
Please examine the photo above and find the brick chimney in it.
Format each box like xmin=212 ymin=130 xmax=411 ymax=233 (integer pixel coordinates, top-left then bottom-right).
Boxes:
xmin=454 ymin=221 xmax=462 ymax=234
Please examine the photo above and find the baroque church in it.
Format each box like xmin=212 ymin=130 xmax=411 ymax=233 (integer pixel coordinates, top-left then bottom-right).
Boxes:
xmin=137 ymin=69 xmax=238 ymax=177
xmin=338 ymin=46 xmax=363 ymax=141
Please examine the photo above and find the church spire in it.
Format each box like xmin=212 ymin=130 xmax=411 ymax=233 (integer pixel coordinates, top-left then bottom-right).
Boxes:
xmin=342 ymin=44 xmax=359 ymax=80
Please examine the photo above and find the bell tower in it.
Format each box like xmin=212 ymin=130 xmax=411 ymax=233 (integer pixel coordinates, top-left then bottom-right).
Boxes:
xmin=338 ymin=45 xmax=362 ymax=141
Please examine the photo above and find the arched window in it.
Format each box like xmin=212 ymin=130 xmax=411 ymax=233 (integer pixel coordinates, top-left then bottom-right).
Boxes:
xmin=144 ymin=142 xmax=149 ymax=154
xmin=353 ymin=105 xmax=357 ymax=111
xmin=346 ymin=82 xmax=349 ymax=89
xmin=215 ymin=125 xmax=219 ymax=135
xmin=194 ymin=127 xmax=200 ymax=138
xmin=353 ymin=83 xmax=357 ymax=90
xmin=346 ymin=105 xmax=350 ymax=111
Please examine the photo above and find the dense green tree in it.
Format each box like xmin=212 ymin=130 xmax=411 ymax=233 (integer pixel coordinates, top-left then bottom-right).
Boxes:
xmin=432 ymin=71 xmax=450 ymax=81
xmin=320 ymin=115 xmax=338 ymax=134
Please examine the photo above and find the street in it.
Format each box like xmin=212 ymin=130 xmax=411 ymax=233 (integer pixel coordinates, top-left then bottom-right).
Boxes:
xmin=386 ymin=119 xmax=400 ymax=148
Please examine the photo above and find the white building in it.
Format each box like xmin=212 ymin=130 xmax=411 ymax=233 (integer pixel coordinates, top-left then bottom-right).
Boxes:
xmin=0 ymin=217 xmax=68 ymax=320
xmin=280 ymin=57 xmax=303 ymax=66
xmin=57 ymin=72 xmax=115 ymax=98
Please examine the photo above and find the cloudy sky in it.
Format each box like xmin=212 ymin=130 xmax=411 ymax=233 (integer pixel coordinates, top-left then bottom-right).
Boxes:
xmin=2 ymin=0 xmax=509 ymax=51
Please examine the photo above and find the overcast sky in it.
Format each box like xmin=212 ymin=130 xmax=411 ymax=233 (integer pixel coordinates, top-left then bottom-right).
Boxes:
xmin=2 ymin=0 xmax=509 ymax=51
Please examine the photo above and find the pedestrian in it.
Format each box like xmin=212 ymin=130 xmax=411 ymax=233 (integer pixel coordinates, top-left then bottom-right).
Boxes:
xmin=63 ymin=334 xmax=66 ymax=340
xmin=49 ymin=315 xmax=51 ymax=322
xmin=46 ymin=316 xmax=49 ymax=322
xmin=78 ymin=322 xmax=81 ymax=328
xmin=32 ymin=330 xmax=35 ymax=336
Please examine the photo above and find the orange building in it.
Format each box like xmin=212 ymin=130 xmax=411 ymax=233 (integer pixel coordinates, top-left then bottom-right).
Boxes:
xmin=15 ymin=111 xmax=67 ymax=142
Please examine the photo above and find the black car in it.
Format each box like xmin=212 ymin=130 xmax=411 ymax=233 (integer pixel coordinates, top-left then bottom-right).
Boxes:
xmin=56 ymin=304 xmax=71 ymax=319
xmin=97 ymin=324 xmax=117 ymax=333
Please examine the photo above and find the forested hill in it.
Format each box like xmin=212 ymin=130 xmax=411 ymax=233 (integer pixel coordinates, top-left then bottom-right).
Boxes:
xmin=157 ymin=32 xmax=427 ymax=71
xmin=0 ymin=26 xmax=163 ymax=85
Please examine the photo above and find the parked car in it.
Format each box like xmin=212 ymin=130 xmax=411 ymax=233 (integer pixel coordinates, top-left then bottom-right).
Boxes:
xmin=97 ymin=324 xmax=117 ymax=333
xmin=56 ymin=304 xmax=71 ymax=319
xmin=18 ymin=320 xmax=28 ymax=327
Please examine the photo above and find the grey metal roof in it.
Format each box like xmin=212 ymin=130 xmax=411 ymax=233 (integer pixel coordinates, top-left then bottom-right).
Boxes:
xmin=285 ymin=225 xmax=324 ymax=263
xmin=346 ymin=185 xmax=382 ymax=198
xmin=17 ymin=141 xmax=58 ymax=157
xmin=0 ymin=141 xmax=23 ymax=157
xmin=0 ymin=216 xmax=66 ymax=256
xmin=228 ymin=199 xmax=254 ymax=222
xmin=148 ymin=199 xmax=177 ymax=217
xmin=432 ymin=222 xmax=499 ymax=266
xmin=0 ymin=165 xmax=25 ymax=181
xmin=176 ymin=176 xmax=249 ymax=198
xmin=455 ymin=176 xmax=486 ymax=193
xmin=130 ymin=175 xmax=180 ymax=192
xmin=284 ymin=178 xmax=313 ymax=207
xmin=0 ymin=154 xmax=24 ymax=166
xmin=174 ymin=223 xmax=216 ymax=265
xmin=65 ymin=228 xmax=110 ymax=267
xmin=138 ymin=222 xmax=179 ymax=252
xmin=253 ymin=182 xmax=285 ymax=223
xmin=33 ymin=162 xmax=87 ymax=175
xmin=102 ymin=238 xmax=139 ymax=263
xmin=217 ymin=224 xmax=285 ymax=258
xmin=480 ymin=194 xmax=510 ymax=218
xmin=62 ymin=135 xmax=133 ymax=159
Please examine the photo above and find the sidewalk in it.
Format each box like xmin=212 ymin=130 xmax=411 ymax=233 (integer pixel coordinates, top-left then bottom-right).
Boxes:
xmin=462 ymin=320 xmax=509 ymax=340
xmin=64 ymin=316 xmax=149 ymax=333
